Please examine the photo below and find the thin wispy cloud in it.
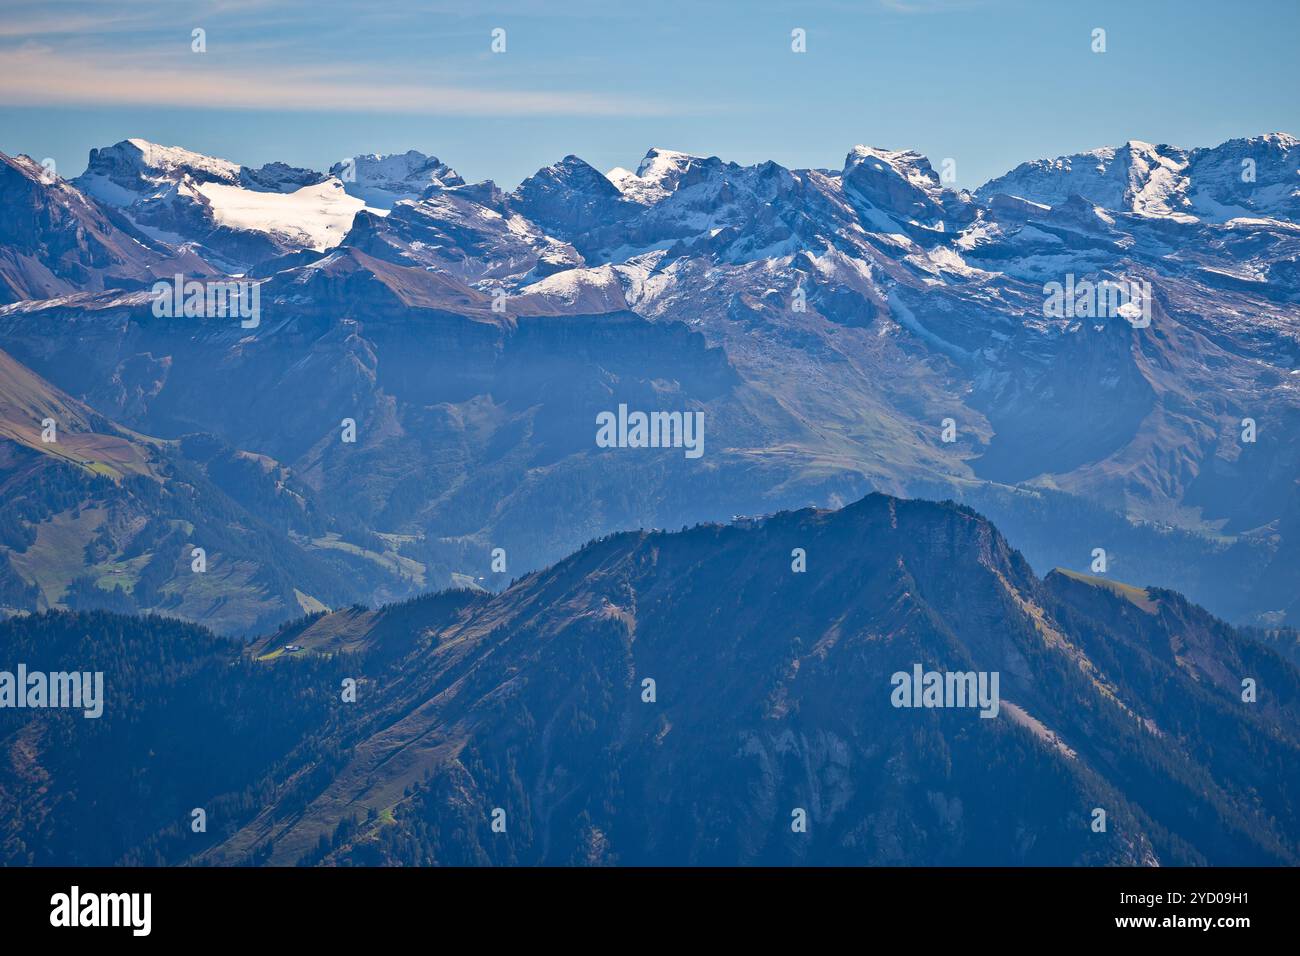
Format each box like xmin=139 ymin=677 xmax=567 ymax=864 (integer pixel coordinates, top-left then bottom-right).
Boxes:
xmin=0 ymin=46 xmax=670 ymax=115
xmin=0 ymin=0 xmax=681 ymax=116
xmin=1 ymin=0 xmax=1295 ymax=192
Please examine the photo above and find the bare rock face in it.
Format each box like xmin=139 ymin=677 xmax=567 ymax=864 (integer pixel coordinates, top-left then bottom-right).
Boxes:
xmin=0 ymin=152 xmax=212 ymax=303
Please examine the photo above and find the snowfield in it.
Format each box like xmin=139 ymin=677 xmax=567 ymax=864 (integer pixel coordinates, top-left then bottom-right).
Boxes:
xmin=196 ymin=179 xmax=385 ymax=251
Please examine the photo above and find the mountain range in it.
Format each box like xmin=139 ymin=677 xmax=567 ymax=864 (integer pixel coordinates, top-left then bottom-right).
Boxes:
xmin=2 ymin=127 xmax=1298 ymax=866
xmin=0 ymin=132 xmax=1297 ymax=638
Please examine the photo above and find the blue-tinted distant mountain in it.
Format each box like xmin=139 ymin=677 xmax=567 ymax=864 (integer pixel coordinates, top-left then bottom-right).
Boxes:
xmin=0 ymin=345 xmax=404 ymax=635
xmin=1 ymin=132 xmax=1298 ymax=632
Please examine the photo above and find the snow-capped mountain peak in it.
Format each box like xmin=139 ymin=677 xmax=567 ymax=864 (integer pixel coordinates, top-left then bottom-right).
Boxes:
xmin=636 ymin=146 xmax=700 ymax=178
xmin=1184 ymin=132 xmax=1300 ymax=223
xmin=120 ymin=138 xmax=242 ymax=183
xmin=844 ymin=145 xmax=941 ymax=186
xmin=74 ymin=139 xmax=361 ymax=269
xmin=841 ymin=144 xmax=956 ymax=230
xmin=975 ymin=140 xmax=1190 ymax=215
xmin=608 ymin=147 xmax=712 ymax=205
xmin=975 ymin=133 xmax=1300 ymax=223
xmin=329 ymin=150 xmax=464 ymax=208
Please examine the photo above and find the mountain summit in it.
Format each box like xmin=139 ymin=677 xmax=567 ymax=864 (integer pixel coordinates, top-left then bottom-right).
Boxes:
xmin=3 ymin=495 xmax=1296 ymax=865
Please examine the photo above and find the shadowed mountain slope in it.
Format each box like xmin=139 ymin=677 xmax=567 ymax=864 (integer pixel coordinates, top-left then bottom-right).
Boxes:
xmin=4 ymin=495 xmax=1292 ymax=866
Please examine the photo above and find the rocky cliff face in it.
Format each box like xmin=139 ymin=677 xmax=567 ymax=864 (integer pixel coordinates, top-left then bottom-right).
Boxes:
xmin=0 ymin=152 xmax=211 ymax=303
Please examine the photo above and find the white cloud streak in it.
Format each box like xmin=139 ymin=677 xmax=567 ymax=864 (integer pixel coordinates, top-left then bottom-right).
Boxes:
xmin=0 ymin=46 xmax=672 ymax=117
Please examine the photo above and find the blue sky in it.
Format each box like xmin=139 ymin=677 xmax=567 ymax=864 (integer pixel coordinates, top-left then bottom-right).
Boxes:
xmin=1 ymin=0 xmax=1297 ymax=190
